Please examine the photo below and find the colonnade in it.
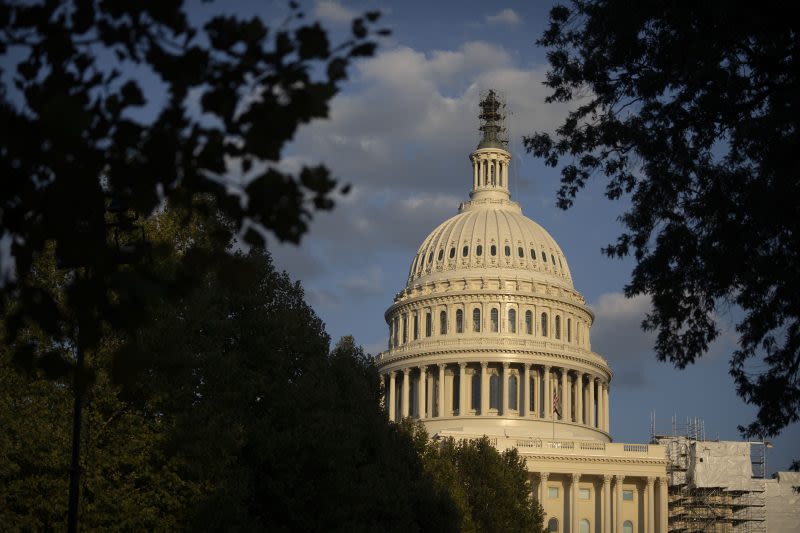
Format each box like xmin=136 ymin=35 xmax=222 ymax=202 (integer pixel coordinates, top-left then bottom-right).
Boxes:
xmin=535 ymin=473 xmax=669 ymax=533
xmin=471 ymin=151 xmax=509 ymax=190
xmin=384 ymin=361 xmax=610 ymax=432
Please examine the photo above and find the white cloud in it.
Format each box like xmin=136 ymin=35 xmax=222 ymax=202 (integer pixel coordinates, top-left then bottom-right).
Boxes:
xmin=486 ymin=8 xmax=522 ymax=27
xmin=314 ymin=0 xmax=355 ymax=24
xmin=342 ymin=265 xmax=384 ymax=296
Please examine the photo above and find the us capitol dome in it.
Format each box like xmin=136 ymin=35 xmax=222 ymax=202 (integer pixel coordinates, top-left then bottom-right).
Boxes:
xmin=376 ymin=91 xmax=669 ymax=533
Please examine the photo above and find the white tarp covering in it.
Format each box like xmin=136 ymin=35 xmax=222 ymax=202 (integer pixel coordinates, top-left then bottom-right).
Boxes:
xmin=690 ymin=441 xmax=753 ymax=490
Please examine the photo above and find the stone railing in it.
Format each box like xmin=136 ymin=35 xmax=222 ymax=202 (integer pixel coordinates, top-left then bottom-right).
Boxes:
xmin=377 ymin=336 xmax=606 ymax=365
xmin=439 ymin=433 xmax=666 ymax=461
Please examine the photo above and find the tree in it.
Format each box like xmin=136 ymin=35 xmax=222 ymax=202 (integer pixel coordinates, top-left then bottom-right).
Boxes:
xmin=526 ymin=1 xmax=800 ymax=438
xmin=402 ymin=419 xmax=545 ymax=533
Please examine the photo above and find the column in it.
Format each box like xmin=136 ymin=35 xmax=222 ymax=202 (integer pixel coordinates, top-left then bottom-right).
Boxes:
xmin=659 ymin=478 xmax=668 ymax=533
xmin=437 ymin=364 xmax=446 ymax=417
xmin=418 ymin=366 xmax=427 ymax=419
xmin=647 ymin=477 xmax=655 ymax=533
xmin=544 ymin=365 xmax=552 ymax=419
xmin=503 ymin=158 xmax=509 ymax=187
xmin=480 ymin=361 xmax=489 ymax=415
xmin=604 ymin=383 xmax=610 ymax=432
xmin=539 ymin=472 xmax=549 ymax=503
xmin=523 ymin=364 xmax=531 ymax=417
xmin=576 ymin=372 xmax=584 ymax=425
xmin=598 ymin=380 xmax=605 ymax=430
xmin=473 ymin=159 xmax=478 ymax=189
xmin=571 ymin=473 xmax=580 ymax=533
xmin=502 ymin=362 xmax=510 ymax=415
xmin=402 ymin=368 xmax=410 ymax=418
xmin=603 ymin=474 xmax=612 ymax=533
xmin=561 ymin=368 xmax=569 ymax=421
xmin=533 ymin=366 xmax=540 ymax=417
xmin=388 ymin=371 xmax=396 ymax=422
xmin=459 ymin=363 xmax=467 ymax=415
xmin=615 ymin=475 xmax=624 ymax=533
xmin=589 ymin=376 xmax=596 ymax=428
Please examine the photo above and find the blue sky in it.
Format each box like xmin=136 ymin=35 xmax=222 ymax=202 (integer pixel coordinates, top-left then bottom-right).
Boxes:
xmin=255 ymin=0 xmax=799 ymax=471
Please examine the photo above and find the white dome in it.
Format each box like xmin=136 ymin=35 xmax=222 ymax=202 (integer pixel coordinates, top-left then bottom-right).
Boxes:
xmin=407 ymin=197 xmax=573 ymax=289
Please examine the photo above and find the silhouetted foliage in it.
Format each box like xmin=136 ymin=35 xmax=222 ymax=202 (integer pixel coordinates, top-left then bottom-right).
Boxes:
xmin=526 ymin=1 xmax=800 ymax=438
xmin=0 ymin=0 xmax=386 ymax=381
xmin=402 ymin=419 xmax=545 ymax=533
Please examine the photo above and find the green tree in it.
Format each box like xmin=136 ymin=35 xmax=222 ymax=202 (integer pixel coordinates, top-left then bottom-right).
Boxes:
xmin=526 ymin=1 xmax=800 ymax=437
xmin=403 ymin=419 xmax=545 ymax=533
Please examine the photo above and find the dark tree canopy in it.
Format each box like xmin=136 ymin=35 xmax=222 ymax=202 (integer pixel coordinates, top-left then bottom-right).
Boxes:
xmin=526 ymin=1 xmax=799 ymax=437
xmin=0 ymin=0 xmax=386 ymax=378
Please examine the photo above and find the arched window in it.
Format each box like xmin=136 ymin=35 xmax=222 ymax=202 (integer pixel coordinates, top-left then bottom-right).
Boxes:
xmin=438 ymin=249 xmax=444 ymax=261
xmin=623 ymin=521 xmax=633 ymax=533
xmin=547 ymin=518 xmax=559 ymax=532
xmin=490 ymin=162 xmax=496 ymax=185
xmin=508 ymin=309 xmax=517 ymax=333
xmin=483 ymin=160 xmax=488 ymax=184
xmin=402 ymin=315 xmax=408 ymax=343
xmin=413 ymin=314 xmax=419 ymax=340
xmin=440 ymin=310 xmax=448 ymax=335
xmin=449 ymin=247 xmax=455 ymax=259
xmin=555 ymin=315 xmax=561 ymax=340
xmin=456 ymin=309 xmax=464 ymax=333
xmin=509 ymin=374 xmax=518 ymax=410
xmin=393 ymin=317 xmax=399 ymax=347
xmin=531 ymin=248 xmax=536 ymax=260
xmin=504 ymin=245 xmax=511 ymax=256
xmin=542 ymin=252 xmax=548 ymax=262
xmin=425 ymin=313 xmax=432 ymax=337
xmin=473 ymin=308 xmax=481 ymax=332
xmin=388 ymin=322 xmax=392 ymax=350
xmin=491 ymin=244 xmax=497 ymax=256
xmin=525 ymin=310 xmax=533 ymax=334
xmin=541 ymin=313 xmax=548 ymax=337
xmin=499 ymin=162 xmax=503 ymax=186
xmin=471 ymin=373 xmax=481 ymax=410
xmin=551 ymin=254 xmax=556 ymax=265
xmin=462 ymin=245 xmax=469 ymax=257
xmin=476 ymin=244 xmax=483 ymax=256
xmin=452 ymin=373 xmax=460 ymax=412
xmin=567 ymin=318 xmax=572 ymax=342
xmin=580 ymin=519 xmax=590 ymax=533
xmin=490 ymin=308 xmax=499 ymax=332
xmin=489 ymin=374 xmax=500 ymax=409
xmin=518 ymin=246 xmax=524 ymax=258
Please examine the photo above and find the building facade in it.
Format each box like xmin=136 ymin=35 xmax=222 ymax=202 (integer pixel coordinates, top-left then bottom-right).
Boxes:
xmin=376 ymin=91 xmax=669 ymax=533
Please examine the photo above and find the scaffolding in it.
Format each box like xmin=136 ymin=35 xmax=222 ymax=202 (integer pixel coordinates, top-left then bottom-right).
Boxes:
xmin=651 ymin=415 xmax=767 ymax=533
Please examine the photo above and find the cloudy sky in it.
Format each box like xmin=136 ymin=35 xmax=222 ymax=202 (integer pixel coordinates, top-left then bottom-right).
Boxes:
xmin=205 ymin=1 xmax=799 ymax=471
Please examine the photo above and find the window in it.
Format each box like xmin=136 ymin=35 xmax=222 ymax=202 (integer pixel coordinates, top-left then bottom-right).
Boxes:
xmin=542 ymin=252 xmax=547 ymax=262
xmin=623 ymin=522 xmax=633 ymax=533
xmin=471 ymin=373 xmax=480 ymax=410
xmin=551 ymin=254 xmax=556 ymax=265
xmin=425 ymin=313 xmax=432 ymax=337
xmin=579 ymin=488 xmax=591 ymax=500
xmin=525 ymin=310 xmax=533 ymax=334
xmin=393 ymin=317 xmax=399 ymax=347
xmin=504 ymin=245 xmax=511 ymax=256
xmin=449 ymin=247 xmax=455 ymax=259
xmin=508 ymin=309 xmax=517 ymax=333
xmin=623 ymin=490 xmax=633 ymax=501
xmin=438 ymin=249 xmax=444 ymax=261
xmin=428 ymin=252 xmax=433 ymax=264
xmin=402 ymin=316 xmax=408 ymax=343
xmin=413 ymin=314 xmax=418 ymax=340
xmin=476 ymin=244 xmax=483 ymax=256
xmin=462 ymin=245 xmax=469 ymax=257
xmin=509 ymin=375 xmax=518 ymax=409
xmin=440 ymin=310 xmax=447 ymax=335
xmin=473 ymin=308 xmax=481 ymax=332
xmin=490 ymin=308 xmax=499 ymax=332
xmin=559 ymin=257 xmax=563 ymax=269
xmin=453 ymin=373 xmax=460 ymax=411
xmin=489 ymin=374 xmax=500 ymax=409
xmin=456 ymin=309 xmax=464 ymax=333
xmin=518 ymin=246 xmax=524 ymax=258
xmin=491 ymin=244 xmax=497 ymax=256
xmin=548 ymin=518 xmax=559 ymax=533
xmin=531 ymin=248 xmax=536 ymax=260
xmin=548 ymin=487 xmax=559 ymax=498
xmin=555 ymin=315 xmax=561 ymax=340
xmin=580 ymin=520 xmax=590 ymax=533
xmin=541 ymin=313 xmax=548 ymax=337
xmin=567 ymin=318 xmax=572 ymax=342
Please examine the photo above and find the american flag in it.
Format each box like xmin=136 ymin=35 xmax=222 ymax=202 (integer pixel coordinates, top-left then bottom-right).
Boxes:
xmin=553 ymin=388 xmax=561 ymax=417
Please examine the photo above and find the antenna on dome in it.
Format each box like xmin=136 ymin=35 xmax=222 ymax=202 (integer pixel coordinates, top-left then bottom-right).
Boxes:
xmin=478 ymin=89 xmax=508 ymax=149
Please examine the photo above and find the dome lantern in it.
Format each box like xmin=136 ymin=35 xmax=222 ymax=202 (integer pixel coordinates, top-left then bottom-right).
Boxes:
xmin=470 ymin=90 xmax=512 ymax=201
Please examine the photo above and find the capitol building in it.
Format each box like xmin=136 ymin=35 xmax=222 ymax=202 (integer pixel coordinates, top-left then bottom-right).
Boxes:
xmin=376 ymin=92 xmax=669 ymax=533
